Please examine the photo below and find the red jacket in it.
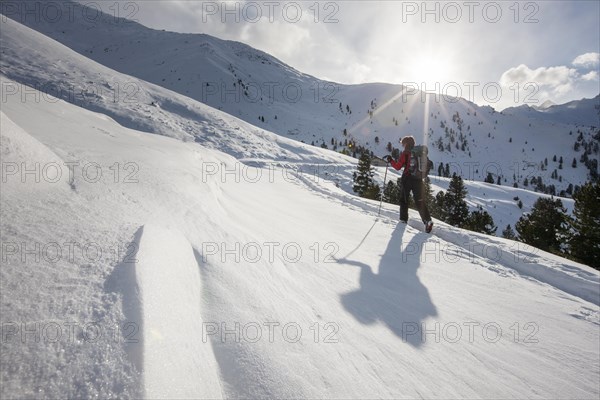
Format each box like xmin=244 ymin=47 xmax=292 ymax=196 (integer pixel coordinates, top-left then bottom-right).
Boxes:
xmin=390 ymin=150 xmax=412 ymax=175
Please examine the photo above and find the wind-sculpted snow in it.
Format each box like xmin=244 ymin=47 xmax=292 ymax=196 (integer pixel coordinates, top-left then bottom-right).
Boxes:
xmin=1 ymin=11 xmax=600 ymax=398
xmin=2 ymin=86 xmax=598 ymax=398
xmin=0 ymin=111 xmax=71 ymax=191
xmin=105 ymin=225 xmax=223 ymax=398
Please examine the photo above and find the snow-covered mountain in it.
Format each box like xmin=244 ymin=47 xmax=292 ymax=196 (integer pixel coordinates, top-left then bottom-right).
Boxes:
xmin=533 ymin=100 xmax=557 ymax=110
xmin=0 ymin=13 xmax=583 ymax=235
xmin=3 ymin=1 xmax=599 ymax=196
xmin=1 ymin=3 xmax=599 ymax=399
xmin=505 ymin=96 xmax=600 ymax=127
xmin=2 ymin=74 xmax=599 ymax=399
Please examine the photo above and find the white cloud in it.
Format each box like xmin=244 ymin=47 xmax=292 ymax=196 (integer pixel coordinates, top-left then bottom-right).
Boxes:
xmin=498 ymin=63 xmax=598 ymax=109
xmin=499 ymin=64 xmax=577 ymax=94
xmin=581 ymin=71 xmax=598 ymax=81
xmin=572 ymin=52 xmax=600 ymax=68
xmin=238 ymin=18 xmax=311 ymax=59
xmin=501 ymin=65 xmax=574 ymax=85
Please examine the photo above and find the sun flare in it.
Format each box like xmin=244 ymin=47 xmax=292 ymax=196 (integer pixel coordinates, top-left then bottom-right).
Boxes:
xmin=407 ymin=49 xmax=457 ymax=89
xmin=408 ymin=53 xmax=455 ymax=86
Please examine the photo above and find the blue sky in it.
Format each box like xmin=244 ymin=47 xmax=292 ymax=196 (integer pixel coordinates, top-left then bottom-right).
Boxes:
xmin=104 ymin=1 xmax=598 ymax=109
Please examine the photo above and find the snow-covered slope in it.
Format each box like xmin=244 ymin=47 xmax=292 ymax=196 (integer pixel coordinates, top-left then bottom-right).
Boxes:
xmin=1 ymin=8 xmax=599 ymax=397
xmin=2 ymin=10 xmax=596 ymax=241
xmin=1 ymin=14 xmax=578 ymax=236
xmin=0 ymin=15 xmax=346 ymax=164
xmin=3 ymin=0 xmax=599 ymax=196
xmin=2 ymin=75 xmax=599 ymax=399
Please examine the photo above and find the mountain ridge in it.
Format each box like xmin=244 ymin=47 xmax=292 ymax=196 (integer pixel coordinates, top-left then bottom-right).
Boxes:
xmin=1 ymin=4 xmax=599 ymax=398
xmin=3 ymin=1 xmax=598 ymax=199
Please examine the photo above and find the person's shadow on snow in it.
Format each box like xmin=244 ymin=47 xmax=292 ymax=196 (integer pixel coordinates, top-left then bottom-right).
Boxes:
xmin=338 ymin=222 xmax=437 ymax=348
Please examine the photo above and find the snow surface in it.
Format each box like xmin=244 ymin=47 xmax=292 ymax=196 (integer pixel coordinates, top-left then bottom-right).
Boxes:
xmin=1 ymin=4 xmax=599 ymax=399
xmin=2 ymin=76 xmax=599 ymax=398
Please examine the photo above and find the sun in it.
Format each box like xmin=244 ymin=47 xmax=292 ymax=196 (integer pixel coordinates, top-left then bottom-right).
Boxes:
xmin=410 ymin=56 xmax=446 ymax=84
xmin=409 ymin=54 xmax=454 ymax=86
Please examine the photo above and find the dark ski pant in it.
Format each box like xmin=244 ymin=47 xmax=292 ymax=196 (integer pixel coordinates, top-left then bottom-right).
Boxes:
xmin=399 ymin=175 xmax=431 ymax=223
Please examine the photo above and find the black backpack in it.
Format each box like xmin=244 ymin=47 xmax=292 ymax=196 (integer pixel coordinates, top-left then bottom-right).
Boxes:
xmin=409 ymin=145 xmax=433 ymax=179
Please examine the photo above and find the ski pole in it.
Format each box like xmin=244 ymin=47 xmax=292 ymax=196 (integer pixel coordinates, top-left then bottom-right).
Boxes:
xmin=378 ymin=160 xmax=389 ymax=216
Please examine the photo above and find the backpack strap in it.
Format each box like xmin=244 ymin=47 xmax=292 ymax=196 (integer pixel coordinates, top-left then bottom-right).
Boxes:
xmin=403 ymin=150 xmax=412 ymax=175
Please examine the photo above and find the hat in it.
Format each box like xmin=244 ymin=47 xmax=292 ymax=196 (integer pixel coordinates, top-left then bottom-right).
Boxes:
xmin=400 ymin=136 xmax=415 ymax=148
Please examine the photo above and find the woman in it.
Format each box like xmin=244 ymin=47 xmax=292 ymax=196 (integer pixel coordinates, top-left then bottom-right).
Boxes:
xmin=385 ymin=135 xmax=434 ymax=233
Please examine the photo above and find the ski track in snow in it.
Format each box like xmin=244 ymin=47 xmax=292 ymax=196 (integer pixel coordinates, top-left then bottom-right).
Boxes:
xmin=293 ymin=169 xmax=599 ymax=307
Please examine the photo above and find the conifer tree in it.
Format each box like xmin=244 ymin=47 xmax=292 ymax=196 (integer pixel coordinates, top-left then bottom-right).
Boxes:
xmin=569 ymin=182 xmax=600 ymax=269
xmin=423 ymin=178 xmax=436 ymax=215
xmin=352 ymin=154 xmax=380 ymax=200
xmin=382 ymin=180 xmax=400 ymax=205
xmin=466 ymin=207 xmax=497 ymax=235
xmin=443 ymin=174 xmax=470 ymax=228
xmin=515 ymin=197 xmax=570 ymax=255
xmin=432 ymin=191 xmax=447 ymax=221
xmin=502 ymin=224 xmax=516 ymax=240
